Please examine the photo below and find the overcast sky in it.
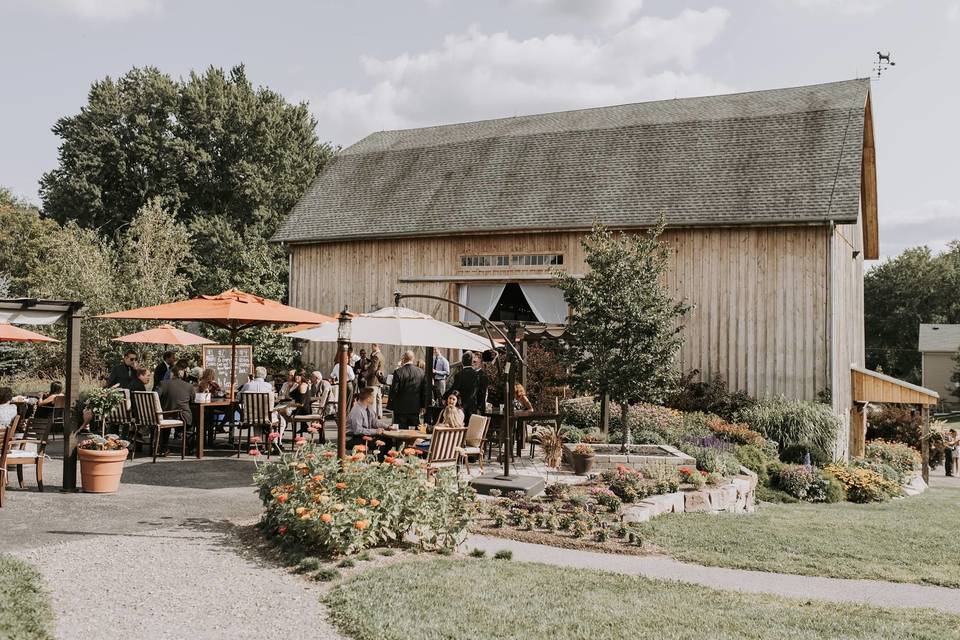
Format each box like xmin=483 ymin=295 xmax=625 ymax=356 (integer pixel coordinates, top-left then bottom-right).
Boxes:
xmin=1 ymin=0 xmax=957 ymax=260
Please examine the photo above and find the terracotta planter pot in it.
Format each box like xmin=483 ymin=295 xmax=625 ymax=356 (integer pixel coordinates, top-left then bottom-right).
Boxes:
xmin=571 ymin=453 xmax=595 ymax=476
xmin=78 ymin=448 xmax=128 ymax=493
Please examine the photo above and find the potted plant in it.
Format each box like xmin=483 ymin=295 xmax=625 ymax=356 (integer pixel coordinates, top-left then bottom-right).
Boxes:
xmin=83 ymin=387 xmax=127 ymax=436
xmin=78 ymin=434 xmax=130 ymax=493
xmin=570 ymin=443 xmax=595 ymax=476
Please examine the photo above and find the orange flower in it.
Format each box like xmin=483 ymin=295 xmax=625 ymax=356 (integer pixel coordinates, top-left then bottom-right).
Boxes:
xmin=355 ymin=497 xmax=368 ymax=506
xmin=322 ymin=451 xmax=336 ymax=459
xmin=384 ymin=456 xmax=396 ymax=464
xmin=320 ymin=513 xmax=332 ymax=523
xmin=369 ymin=498 xmax=380 ymax=507
xmin=277 ymin=493 xmax=288 ymax=504
xmin=295 ymin=506 xmax=307 ymax=515
xmin=387 ymin=450 xmax=399 ymax=457
xmin=403 ymin=447 xmax=419 ymax=456
xmin=354 ymin=519 xmax=370 ymax=530
xmin=312 ymin=474 xmax=325 ymax=482
xmin=350 ymin=453 xmax=364 ymax=462
xmin=335 ymin=482 xmax=347 ymax=490
xmin=353 ymin=444 xmax=368 ymax=453
xmin=362 ymin=435 xmax=373 ymax=442
xmin=375 ymin=440 xmax=386 ymax=447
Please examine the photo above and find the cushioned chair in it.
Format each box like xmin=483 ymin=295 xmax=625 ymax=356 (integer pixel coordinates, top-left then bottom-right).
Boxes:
xmin=6 ymin=416 xmax=52 ymax=491
xmin=458 ymin=414 xmax=490 ymax=474
xmin=131 ymin=391 xmax=186 ymax=462
xmin=0 ymin=415 xmax=21 ymax=507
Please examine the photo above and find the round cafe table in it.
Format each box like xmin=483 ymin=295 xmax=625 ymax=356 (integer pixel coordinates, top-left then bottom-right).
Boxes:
xmin=380 ymin=429 xmax=431 ymax=445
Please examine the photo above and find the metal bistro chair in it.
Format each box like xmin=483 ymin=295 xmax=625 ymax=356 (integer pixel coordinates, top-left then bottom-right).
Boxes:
xmin=131 ymin=391 xmax=186 ymax=463
xmin=0 ymin=415 xmax=21 ymax=507
xmin=425 ymin=426 xmax=466 ymax=477
xmin=458 ymin=415 xmax=490 ymax=474
xmin=238 ymin=392 xmax=278 ymax=458
xmin=7 ymin=416 xmax=53 ymax=491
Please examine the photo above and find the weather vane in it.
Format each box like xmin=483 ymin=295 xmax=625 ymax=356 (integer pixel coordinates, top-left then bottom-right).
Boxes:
xmin=873 ymin=51 xmax=895 ymax=79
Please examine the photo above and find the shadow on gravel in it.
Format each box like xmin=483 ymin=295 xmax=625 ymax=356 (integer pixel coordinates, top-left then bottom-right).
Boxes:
xmin=179 ymin=517 xmax=286 ymax=570
xmin=122 ymin=459 xmax=256 ymax=490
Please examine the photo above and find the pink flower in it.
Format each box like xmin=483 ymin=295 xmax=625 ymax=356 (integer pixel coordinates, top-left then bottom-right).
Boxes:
xmin=250 ymin=436 xmax=262 ymax=444
xmin=248 ymin=449 xmax=261 ymax=457
xmin=295 ymin=436 xmax=307 ymax=446
xmin=268 ymin=432 xmax=280 ymax=442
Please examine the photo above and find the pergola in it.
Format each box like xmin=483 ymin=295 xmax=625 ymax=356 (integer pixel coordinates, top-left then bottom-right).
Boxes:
xmin=850 ymin=365 xmax=940 ymax=481
xmin=0 ymin=298 xmax=84 ymax=491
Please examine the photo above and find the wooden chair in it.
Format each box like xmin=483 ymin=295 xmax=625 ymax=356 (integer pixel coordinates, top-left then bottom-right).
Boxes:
xmin=425 ymin=426 xmax=466 ymax=476
xmin=238 ymin=392 xmax=278 ymax=458
xmin=131 ymin=391 xmax=186 ymax=462
xmin=104 ymin=390 xmax=141 ymax=458
xmin=50 ymin=395 xmax=65 ymax=440
xmin=7 ymin=416 xmax=52 ymax=491
xmin=0 ymin=415 xmax=21 ymax=507
xmin=458 ymin=415 xmax=490 ymax=474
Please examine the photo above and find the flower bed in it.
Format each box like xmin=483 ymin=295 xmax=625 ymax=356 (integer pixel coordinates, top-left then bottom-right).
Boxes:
xmin=254 ymin=442 xmax=475 ymax=556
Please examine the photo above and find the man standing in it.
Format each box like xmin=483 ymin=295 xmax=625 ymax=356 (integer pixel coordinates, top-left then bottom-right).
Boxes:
xmin=945 ymin=429 xmax=958 ymax=477
xmin=432 ymin=348 xmax=450 ymax=406
xmin=158 ymin=360 xmax=195 ymax=456
xmin=153 ymin=350 xmax=176 ymax=390
xmin=448 ymin=352 xmax=481 ymax=426
xmin=107 ymin=350 xmax=139 ymax=389
xmin=388 ymin=351 xmax=427 ymax=428
xmin=364 ymin=343 xmax=385 ymax=418
xmin=472 ymin=353 xmax=489 ymax=415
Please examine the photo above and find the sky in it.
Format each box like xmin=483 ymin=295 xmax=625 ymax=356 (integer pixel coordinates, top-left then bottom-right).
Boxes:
xmin=1 ymin=0 xmax=957 ymax=261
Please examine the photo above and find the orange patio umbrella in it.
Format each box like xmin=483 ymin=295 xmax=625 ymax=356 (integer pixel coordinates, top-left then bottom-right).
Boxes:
xmin=113 ymin=323 xmax=215 ymax=346
xmin=0 ymin=323 xmax=59 ymax=343
xmin=99 ymin=289 xmax=335 ymax=398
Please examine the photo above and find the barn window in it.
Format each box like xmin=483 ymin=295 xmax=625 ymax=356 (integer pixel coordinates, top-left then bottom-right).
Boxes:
xmin=460 ymin=253 xmax=563 ymax=269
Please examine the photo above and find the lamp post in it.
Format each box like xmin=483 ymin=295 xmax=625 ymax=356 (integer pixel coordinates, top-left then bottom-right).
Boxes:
xmin=337 ymin=307 xmax=352 ymax=461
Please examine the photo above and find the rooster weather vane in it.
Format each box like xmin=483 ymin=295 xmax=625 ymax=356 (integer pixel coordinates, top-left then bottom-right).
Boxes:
xmin=874 ymin=51 xmax=895 ymax=79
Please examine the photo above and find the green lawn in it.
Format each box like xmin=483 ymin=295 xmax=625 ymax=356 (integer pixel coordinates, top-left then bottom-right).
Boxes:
xmin=0 ymin=555 xmax=54 ymax=640
xmin=325 ymin=558 xmax=957 ymax=640
xmin=641 ymin=485 xmax=960 ymax=586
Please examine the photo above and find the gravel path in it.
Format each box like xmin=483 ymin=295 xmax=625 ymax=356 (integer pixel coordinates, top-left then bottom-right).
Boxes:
xmin=17 ymin=524 xmax=346 ymax=640
xmin=464 ymin=533 xmax=960 ymax=613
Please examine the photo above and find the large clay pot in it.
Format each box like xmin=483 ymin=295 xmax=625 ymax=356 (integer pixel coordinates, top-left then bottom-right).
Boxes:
xmin=78 ymin=448 xmax=128 ymax=493
xmin=571 ymin=453 xmax=595 ymax=476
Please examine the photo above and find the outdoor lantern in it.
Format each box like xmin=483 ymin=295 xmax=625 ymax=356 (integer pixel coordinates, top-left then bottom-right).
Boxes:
xmin=337 ymin=307 xmax=352 ymax=343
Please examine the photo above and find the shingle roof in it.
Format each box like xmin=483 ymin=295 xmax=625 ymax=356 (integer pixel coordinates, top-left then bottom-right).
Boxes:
xmin=274 ymin=79 xmax=871 ymax=244
xmin=919 ymin=324 xmax=960 ymax=353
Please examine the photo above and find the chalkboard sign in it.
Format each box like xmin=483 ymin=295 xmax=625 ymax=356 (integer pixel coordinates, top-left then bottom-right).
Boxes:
xmin=201 ymin=344 xmax=253 ymax=395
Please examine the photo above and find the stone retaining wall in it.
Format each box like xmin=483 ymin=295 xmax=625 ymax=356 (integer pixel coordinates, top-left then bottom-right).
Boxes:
xmin=621 ymin=467 xmax=758 ymax=523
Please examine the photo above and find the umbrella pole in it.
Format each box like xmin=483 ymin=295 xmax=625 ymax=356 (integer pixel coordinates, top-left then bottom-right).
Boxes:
xmin=338 ymin=340 xmax=349 ymax=461
xmin=229 ymin=328 xmax=237 ymax=403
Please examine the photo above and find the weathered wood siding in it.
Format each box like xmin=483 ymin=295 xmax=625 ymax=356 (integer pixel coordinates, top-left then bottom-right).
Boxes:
xmin=830 ymin=216 xmax=866 ymax=459
xmin=288 ymin=226 xmax=832 ymax=402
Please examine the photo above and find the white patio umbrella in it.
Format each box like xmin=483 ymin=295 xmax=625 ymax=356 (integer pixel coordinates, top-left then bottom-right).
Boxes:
xmin=287 ymin=306 xmax=493 ymax=351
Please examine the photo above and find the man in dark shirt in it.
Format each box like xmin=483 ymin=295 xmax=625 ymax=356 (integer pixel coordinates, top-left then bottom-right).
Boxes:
xmin=128 ymin=368 xmax=150 ymax=393
xmin=387 ymin=351 xmax=427 ymax=428
xmin=153 ymin=350 xmax=176 ymax=390
xmin=106 ymin=350 xmax=138 ymax=389
xmin=448 ymin=352 xmax=481 ymax=426
xmin=158 ymin=360 xmax=195 ymax=456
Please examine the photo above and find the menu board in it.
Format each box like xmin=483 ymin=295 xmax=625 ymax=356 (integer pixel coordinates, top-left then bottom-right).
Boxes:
xmin=201 ymin=344 xmax=253 ymax=394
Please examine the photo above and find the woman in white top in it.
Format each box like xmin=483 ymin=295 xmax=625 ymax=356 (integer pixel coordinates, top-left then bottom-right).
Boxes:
xmin=0 ymin=387 xmax=18 ymax=427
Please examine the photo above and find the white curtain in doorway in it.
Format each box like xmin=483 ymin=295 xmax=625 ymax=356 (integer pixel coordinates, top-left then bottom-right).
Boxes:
xmin=519 ymin=284 xmax=569 ymax=324
xmin=458 ymin=284 xmax=506 ymax=323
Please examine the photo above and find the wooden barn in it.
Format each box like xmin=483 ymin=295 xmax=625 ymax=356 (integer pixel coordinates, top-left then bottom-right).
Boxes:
xmin=273 ymin=78 xmax=933 ymax=458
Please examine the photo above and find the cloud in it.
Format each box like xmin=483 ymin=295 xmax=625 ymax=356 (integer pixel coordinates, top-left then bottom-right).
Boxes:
xmin=506 ymin=0 xmax=646 ymax=28
xmin=39 ymin=0 xmax=162 ymax=21
xmin=879 ymin=199 xmax=960 ymax=259
xmin=782 ymin=0 xmax=892 ymax=14
xmin=310 ymin=7 xmax=731 ymax=146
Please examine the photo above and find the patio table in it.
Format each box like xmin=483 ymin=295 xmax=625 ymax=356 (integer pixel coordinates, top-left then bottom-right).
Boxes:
xmin=380 ymin=429 xmax=431 ymax=446
xmin=192 ymin=399 xmax=234 ymax=459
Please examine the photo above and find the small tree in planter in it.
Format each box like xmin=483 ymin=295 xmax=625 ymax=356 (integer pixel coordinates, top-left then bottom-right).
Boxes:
xmin=82 ymin=387 xmax=127 ymax=436
xmin=555 ymin=221 xmax=689 ymax=452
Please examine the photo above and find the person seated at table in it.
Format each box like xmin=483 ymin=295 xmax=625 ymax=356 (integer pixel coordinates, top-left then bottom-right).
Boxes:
xmin=128 ymin=368 xmax=150 ymax=394
xmin=35 ymin=381 xmax=64 ymax=418
xmin=278 ymin=369 xmax=298 ymax=400
xmin=309 ymin=370 xmax=332 ymax=415
xmin=288 ymin=371 xmax=314 ymax=431
xmin=513 ymin=383 xmax=534 ymax=411
xmin=242 ymin=366 xmax=276 ymax=401
xmin=196 ymin=367 xmax=221 ymax=396
xmin=435 ymin=390 xmax=465 ymax=428
xmin=347 ymin=387 xmax=384 ymax=449
xmin=157 ymin=360 xmax=195 ymax=456
xmin=0 ymin=387 xmax=17 ymax=427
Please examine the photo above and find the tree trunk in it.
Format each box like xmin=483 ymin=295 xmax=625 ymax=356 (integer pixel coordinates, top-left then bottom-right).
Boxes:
xmin=599 ymin=391 xmax=610 ymax=435
xmin=620 ymin=403 xmax=630 ymax=454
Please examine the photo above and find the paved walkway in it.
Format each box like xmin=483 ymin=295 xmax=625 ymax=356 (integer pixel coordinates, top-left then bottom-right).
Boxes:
xmin=466 ymin=473 xmax=960 ymax=614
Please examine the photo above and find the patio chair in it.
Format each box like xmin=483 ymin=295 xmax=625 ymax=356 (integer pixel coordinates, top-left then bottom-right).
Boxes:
xmin=50 ymin=395 xmax=65 ymax=440
xmin=425 ymin=426 xmax=466 ymax=477
xmin=7 ymin=416 xmax=52 ymax=491
xmin=238 ymin=392 xmax=278 ymax=458
xmin=0 ymin=415 xmax=21 ymax=507
xmin=103 ymin=389 xmax=135 ymax=444
xmin=458 ymin=414 xmax=490 ymax=474
xmin=131 ymin=391 xmax=186 ymax=463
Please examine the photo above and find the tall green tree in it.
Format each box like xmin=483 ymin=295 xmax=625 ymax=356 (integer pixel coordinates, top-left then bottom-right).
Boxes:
xmin=554 ymin=222 xmax=690 ymax=450
xmin=864 ymin=243 xmax=960 ymax=382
